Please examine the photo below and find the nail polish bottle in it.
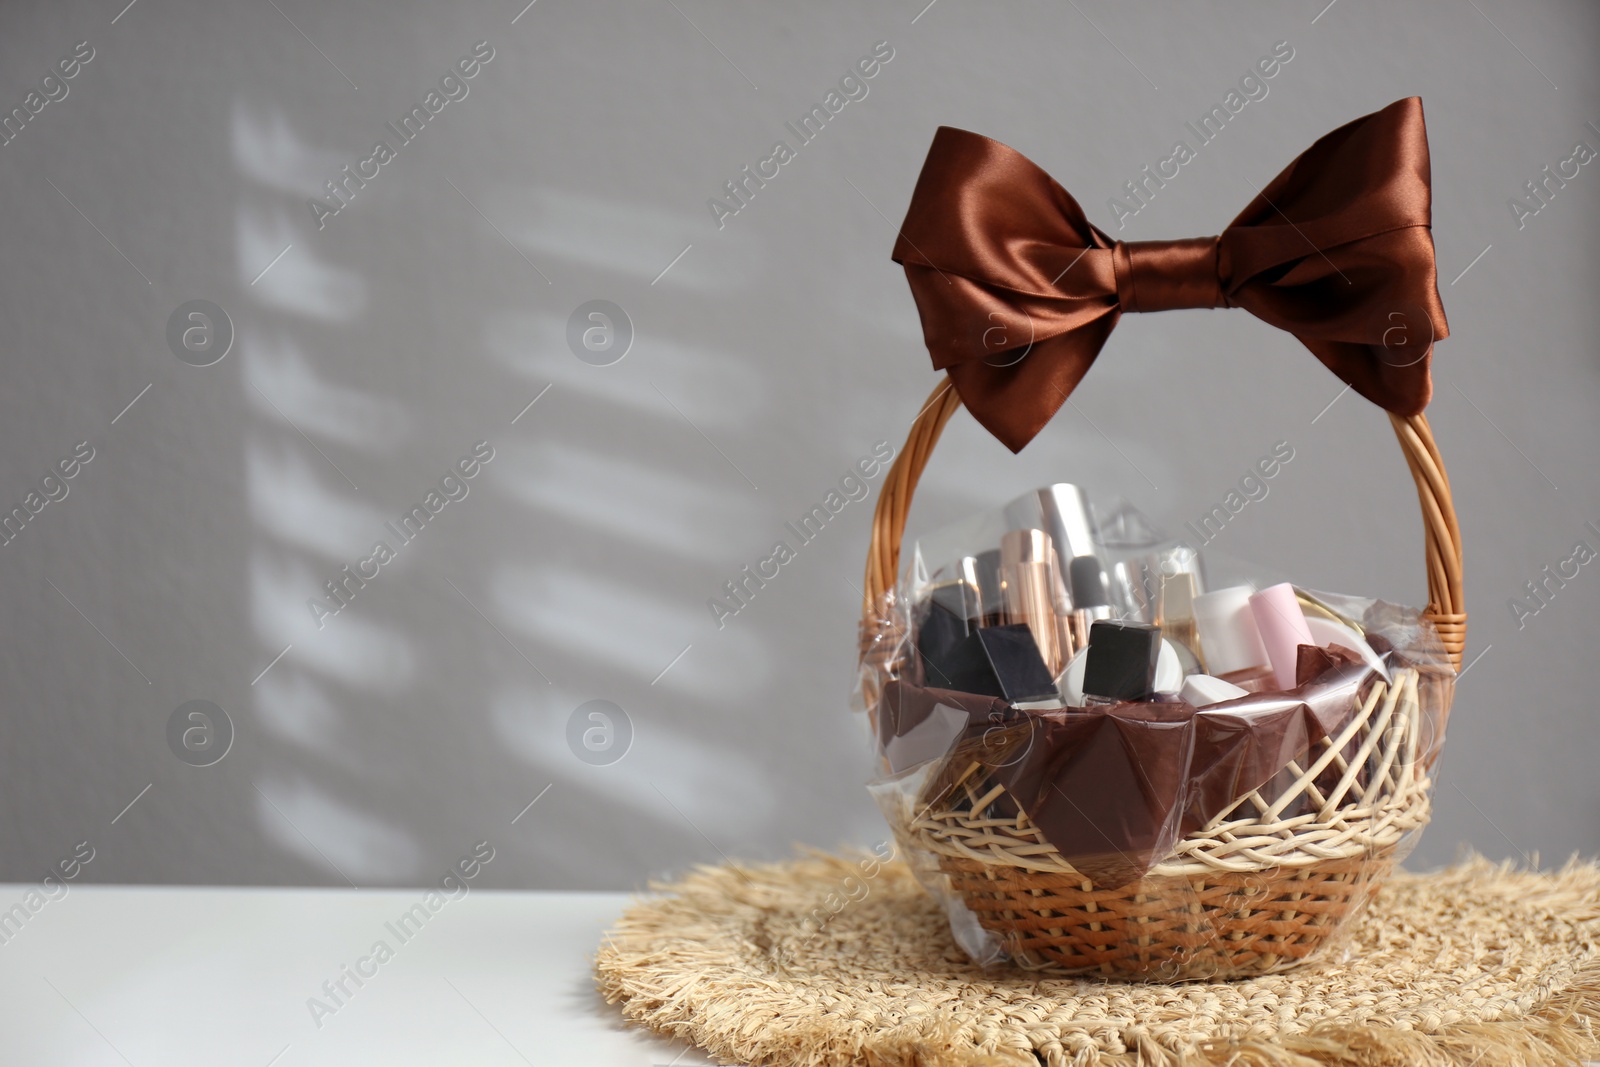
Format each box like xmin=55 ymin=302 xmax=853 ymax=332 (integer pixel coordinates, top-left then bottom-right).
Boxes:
xmin=1082 ymin=620 xmax=1162 ymax=703
xmin=1061 ymin=636 xmax=1182 ymax=703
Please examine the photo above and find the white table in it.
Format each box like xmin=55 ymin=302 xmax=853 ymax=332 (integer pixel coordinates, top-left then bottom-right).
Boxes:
xmin=0 ymin=885 xmax=705 ymax=1066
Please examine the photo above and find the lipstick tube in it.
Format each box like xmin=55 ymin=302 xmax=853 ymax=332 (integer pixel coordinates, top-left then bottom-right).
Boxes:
xmin=999 ymin=529 xmax=1063 ymax=676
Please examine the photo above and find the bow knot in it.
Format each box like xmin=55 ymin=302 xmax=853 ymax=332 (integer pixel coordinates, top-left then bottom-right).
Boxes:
xmin=1112 ymin=237 xmax=1226 ymax=314
xmin=891 ymin=97 xmax=1449 ymax=452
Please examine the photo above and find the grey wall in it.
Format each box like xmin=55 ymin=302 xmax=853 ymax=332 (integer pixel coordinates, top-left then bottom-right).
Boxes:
xmin=0 ymin=0 xmax=1595 ymax=890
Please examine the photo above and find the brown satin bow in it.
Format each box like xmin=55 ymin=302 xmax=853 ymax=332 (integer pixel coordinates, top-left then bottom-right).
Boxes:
xmin=891 ymin=97 xmax=1449 ymax=452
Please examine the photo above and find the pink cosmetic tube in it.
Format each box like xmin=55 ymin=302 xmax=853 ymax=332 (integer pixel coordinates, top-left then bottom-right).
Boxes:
xmin=1249 ymin=583 xmax=1315 ymax=690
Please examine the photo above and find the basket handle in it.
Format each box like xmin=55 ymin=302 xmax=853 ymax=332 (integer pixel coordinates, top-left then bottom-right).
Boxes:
xmin=861 ymin=376 xmax=1466 ymax=670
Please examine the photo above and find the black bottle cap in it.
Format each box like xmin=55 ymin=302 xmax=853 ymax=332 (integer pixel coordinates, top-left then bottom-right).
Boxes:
xmin=918 ymin=623 xmax=1057 ymax=704
xmin=1068 ymin=555 xmax=1109 ymax=609
xmin=916 ymin=599 xmax=971 ymax=683
xmin=1082 ymin=620 xmax=1162 ymax=701
xmin=975 ymin=625 xmax=1058 ymax=703
xmin=918 ymin=626 xmax=1001 ymax=698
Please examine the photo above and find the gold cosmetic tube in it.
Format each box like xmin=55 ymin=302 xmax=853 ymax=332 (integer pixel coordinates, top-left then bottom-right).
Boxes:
xmin=1156 ymin=571 xmax=1207 ymax=674
xmin=999 ymin=529 xmax=1063 ymax=676
xmin=1047 ymin=544 xmax=1077 ymax=665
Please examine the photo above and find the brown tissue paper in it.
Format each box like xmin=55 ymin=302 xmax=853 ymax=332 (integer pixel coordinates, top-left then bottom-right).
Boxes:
xmin=880 ymin=654 xmax=1376 ymax=889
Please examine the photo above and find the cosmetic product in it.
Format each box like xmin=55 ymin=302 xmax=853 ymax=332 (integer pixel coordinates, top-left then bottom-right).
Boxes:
xmin=1082 ymin=620 xmax=1163 ymax=702
xmin=1164 ymin=638 xmax=1203 ymax=678
xmin=1067 ymin=555 xmax=1114 ymax=650
xmin=1107 ymin=559 xmax=1152 ymax=623
xmin=1035 ymin=484 xmax=1098 ymax=563
xmin=1160 ymin=543 xmax=1205 ymax=585
xmin=1000 ymin=529 xmax=1064 ymax=676
xmin=973 ymin=549 xmax=1004 ymax=625
xmin=1062 ymin=638 xmax=1217 ymax=703
xmin=1179 ymin=673 xmax=1250 ymax=707
xmin=921 ymin=623 xmax=1058 ymax=704
xmin=1152 ymin=639 xmax=1184 ymax=694
xmin=1156 ymin=571 xmax=1207 ymax=674
xmin=1097 ymin=501 xmax=1180 ymax=621
xmin=1108 ymin=542 xmax=1207 ymax=626
xmin=1003 ymin=484 xmax=1097 ymax=556
xmin=1047 ymin=545 xmax=1078 ymax=666
xmin=928 ymin=576 xmax=979 ymax=621
xmin=950 ymin=559 xmax=985 ymax=617
xmin=916 ymin=579 xmax=980 ymax=685
xmin=975 ymin=625 xmax=1060 ymax=703
xmin=1249 ymin=582 xmax=1316 ymax=690
xmin=1059 ymin=645 xmax=1088 ymax=704
xmin=917 ymin=622 xmax=994 ymax=696
xmin=1304 ymin=614 xmax=1390 ymax=682
xmin=1002 ymin=484 xmax=1093 ymax=648
xmin=1192 ymin=585 xmax=1274 ymax=685
xmin=916 ymin=600 xmax=969 ymax=676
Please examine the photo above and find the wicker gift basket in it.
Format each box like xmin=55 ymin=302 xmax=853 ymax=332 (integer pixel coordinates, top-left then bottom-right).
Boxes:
xmin=858 ymin=379 xmax=1464 ymax=980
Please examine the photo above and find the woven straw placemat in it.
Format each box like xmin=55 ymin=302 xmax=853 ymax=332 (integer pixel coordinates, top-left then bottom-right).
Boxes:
xmin=595 ymin=851 xmax=1600 ymax=1067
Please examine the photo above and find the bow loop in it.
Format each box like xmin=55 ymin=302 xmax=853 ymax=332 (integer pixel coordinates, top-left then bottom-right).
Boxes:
xmin=891 ymin=97 xmax=1448 ymax=453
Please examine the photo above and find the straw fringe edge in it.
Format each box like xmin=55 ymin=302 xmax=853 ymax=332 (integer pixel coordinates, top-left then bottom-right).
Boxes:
xmin=594 ymin=852 xmax=1600 ymax=1067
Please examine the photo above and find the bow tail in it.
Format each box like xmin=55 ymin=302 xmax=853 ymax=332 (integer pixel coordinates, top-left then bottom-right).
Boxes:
xmin=1224 ymin=227 xmax=1448 ymax=417
xmin=948 ymin=322 xmax=1118 ymax=453
xmin=1296 ymin=336 xmax=1435 ymax=416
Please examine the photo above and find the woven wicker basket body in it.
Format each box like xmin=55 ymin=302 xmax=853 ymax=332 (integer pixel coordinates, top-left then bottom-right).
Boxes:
xmin=862 ymin=379 xmax=1464 ymax=979
xmin=901 ymin=665 xmax=1432 ymax=978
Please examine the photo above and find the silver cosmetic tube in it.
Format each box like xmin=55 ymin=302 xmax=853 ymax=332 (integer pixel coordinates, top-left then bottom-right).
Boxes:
xmin=1003 ymin=484 xmax=1097 ymax=571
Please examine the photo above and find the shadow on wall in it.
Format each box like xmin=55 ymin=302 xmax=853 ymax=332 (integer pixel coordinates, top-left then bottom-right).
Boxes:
xmin=236 ymin=101 xmax=419 ymax=882
xmin=232 ymin=102 xmax=777 ymax=887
